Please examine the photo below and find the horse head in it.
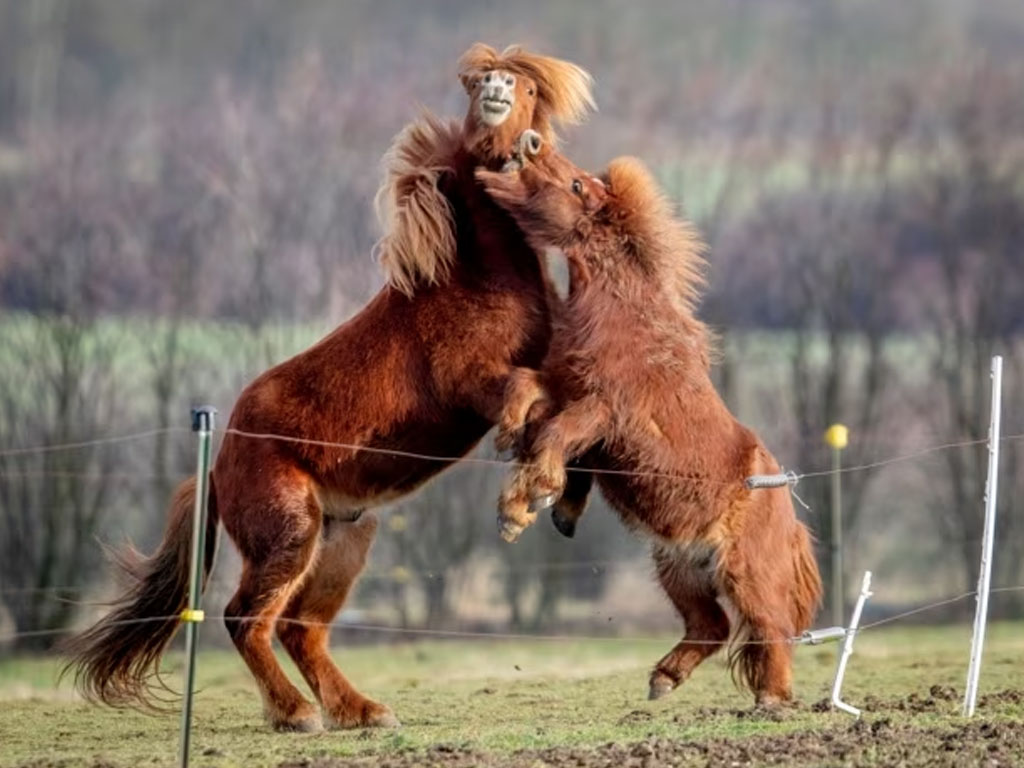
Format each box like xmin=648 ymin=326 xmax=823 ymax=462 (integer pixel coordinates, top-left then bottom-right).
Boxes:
xmin=458 ymin=44 xmax=595 ymax=164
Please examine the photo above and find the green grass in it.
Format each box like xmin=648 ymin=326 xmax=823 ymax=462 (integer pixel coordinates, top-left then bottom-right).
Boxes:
xmin=1 ymin=622 xmax=1022 ymax=767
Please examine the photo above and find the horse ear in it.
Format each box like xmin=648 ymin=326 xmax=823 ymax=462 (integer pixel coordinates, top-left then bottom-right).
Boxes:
xmin=460 ymin=72 xmax=476 ymax=95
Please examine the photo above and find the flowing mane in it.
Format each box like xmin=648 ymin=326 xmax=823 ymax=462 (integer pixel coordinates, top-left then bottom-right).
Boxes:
xmin=373 ymin=112 xmax=462 ymax=297
xmin=375 ymin=44 xmax=595 ymax=297
xmin=603 ymin=156 xmax=708 ymax=318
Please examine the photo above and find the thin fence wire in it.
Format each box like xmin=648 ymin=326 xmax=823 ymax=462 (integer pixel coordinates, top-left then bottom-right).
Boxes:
xmin=2 ymin=425 xmax=1022 ymax=489
xmin=3 ymin=426 xmax=1022 ymax=649
xmin=4 ymin=586 xmax=1024 ymax=647
xmin=0 ymin=427 xmax=189 ymax=458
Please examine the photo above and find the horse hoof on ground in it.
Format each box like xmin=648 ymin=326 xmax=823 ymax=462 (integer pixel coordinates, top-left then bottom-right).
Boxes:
xmin=498 ymin=517 xmax=525 ymax=543
xmin=364 ymin=705 xmax=401 ymax=729
xmin=529 ymin=493 xmax=559 ymax=513
xmin=550 ymin=508 xmax=577 ymax=538
xmin=753 ymin=693 xmax=788 ymax=710
xmin=648 ymin=672 xmax=676 ymax=700
xmin=271 ymin=711 xmax=324 ymax=733
xmin=325 ymin=702 xmax=401 ymax=730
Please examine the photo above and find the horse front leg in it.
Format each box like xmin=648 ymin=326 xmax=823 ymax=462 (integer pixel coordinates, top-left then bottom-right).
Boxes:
xmin=499 ymin=395 xmax=608 ymax=542
xmin=495 ymin=367 xmax=551 ymax=454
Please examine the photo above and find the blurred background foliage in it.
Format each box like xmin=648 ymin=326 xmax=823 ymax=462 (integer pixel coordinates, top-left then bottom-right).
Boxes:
xmin=1 ymin=0 xmax=1023 ymax=649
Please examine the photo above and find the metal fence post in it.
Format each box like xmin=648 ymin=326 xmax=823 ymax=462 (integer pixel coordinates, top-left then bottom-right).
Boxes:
xmin=179 ymin=405 xmax=216 ymax=768
xmin=964 ymin=356 xmax=1002 ymax=717
xmin=824 ymin=423 xmax=849 ymax=627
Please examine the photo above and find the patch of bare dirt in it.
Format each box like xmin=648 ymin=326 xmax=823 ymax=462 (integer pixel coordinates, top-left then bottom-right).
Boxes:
xmin=274 ymin=720 xmax=1024 ymax=768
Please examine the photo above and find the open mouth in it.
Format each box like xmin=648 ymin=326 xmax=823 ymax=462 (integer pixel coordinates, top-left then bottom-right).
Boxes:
xmin=479 ymin=96 xmax=513 ymax=125
xmin=481 ymin=97 xmax=512 ymax=114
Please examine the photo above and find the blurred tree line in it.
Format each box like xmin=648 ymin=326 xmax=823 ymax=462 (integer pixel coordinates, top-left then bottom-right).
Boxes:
xmin=1 ymin=0 xmax=1023 ymax=648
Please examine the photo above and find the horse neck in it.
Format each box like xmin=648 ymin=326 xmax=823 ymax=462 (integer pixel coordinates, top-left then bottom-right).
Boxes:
xmin=463 ymin=115 xmax=552 ymax=164
xmin=447 ymin=146 xmax=550 ymax=294
xmin=570 ymin=271 xmax=708 ymax=359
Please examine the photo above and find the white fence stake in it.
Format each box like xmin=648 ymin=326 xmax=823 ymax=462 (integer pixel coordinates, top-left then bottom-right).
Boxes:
xmin=963 ymin=355 xmax=1003 ymax=717
xmin=831 ymin=570 xmax=872 ymax=718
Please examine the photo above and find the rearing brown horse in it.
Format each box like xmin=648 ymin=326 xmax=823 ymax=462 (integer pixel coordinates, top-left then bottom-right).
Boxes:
xmin=65 ymin=44 xmax=594 ymax=732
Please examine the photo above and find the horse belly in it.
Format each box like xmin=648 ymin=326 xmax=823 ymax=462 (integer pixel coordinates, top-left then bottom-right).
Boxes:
xmin=597 ymin=474 xmax=709 ymax=543
xmin=315 ymin=408 xmax=489 ymax=514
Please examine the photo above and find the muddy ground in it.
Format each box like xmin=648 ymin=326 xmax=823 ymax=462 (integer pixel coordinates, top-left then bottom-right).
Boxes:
xmin=278 ymin=689 xmax=1024 ymax=768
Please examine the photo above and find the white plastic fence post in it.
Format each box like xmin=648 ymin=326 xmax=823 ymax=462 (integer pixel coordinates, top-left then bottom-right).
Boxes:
xmin=963 ymin=355 xmax=1003 ymax=717
xmin=831 ymin=570 xmax=872 ymax=717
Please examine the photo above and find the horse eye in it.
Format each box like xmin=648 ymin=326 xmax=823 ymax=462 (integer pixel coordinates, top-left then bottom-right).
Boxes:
xmin=571 ymin=179 xmax=584 ymax=196
xmin=527 ymin=87 xmax=535 ymax=96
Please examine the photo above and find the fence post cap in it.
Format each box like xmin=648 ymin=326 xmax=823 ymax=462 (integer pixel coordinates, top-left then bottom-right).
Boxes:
xmin=190 ymin=406 xmax=217 ymax=432
xmin=825 ymin=423 xmax=849 ymax=449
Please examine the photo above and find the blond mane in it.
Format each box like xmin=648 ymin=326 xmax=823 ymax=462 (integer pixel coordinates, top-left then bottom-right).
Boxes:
xmin=457 ymin=43 xmax=595 ymax=147
xmin=375 ymin=44 xmax=595 ymax=297
xmin=373 ymin=112 xmax=463 ymax=297
xmin=604 ymin=157 xmax=708 ymax=318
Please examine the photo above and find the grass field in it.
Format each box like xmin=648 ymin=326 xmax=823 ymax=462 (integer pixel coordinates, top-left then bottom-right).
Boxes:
xmin=1 ymin=622 xmax=1022 ymax=767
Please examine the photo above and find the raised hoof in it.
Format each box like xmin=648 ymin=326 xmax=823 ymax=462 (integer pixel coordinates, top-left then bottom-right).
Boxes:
xmin=498 ymin=517 xmax=526 ymax=543
xmin=520 ymin=128 xmax=543 ymax=156
xmin=270 ymin=711 xmax=324 ymax=733
xmin=529 ymin=493 xmax=559 ymax=513
xmin=648 ymin=672 xmax=677 ymax=701
xmin=550 ymin=508 xmax=577 ymax=538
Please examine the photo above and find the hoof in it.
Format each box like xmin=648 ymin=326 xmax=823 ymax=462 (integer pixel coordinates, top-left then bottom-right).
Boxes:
xmin=648 ymin=672 xmax=676 ymax=701
xmin=550 ymin=508 xmax=577 ymax=538
xmin=754 ymin=693 xmax=788 ymax=710
xmin=498 ymin=517 xmax=525 ymax=543
xmin=520 ymin=129 xmax=543 ymax=156
xmin=270 ymin=710 xmax=324 ymax=733
xmin=326 ymin=702 xmax=401 ymax=730
xmin=529 ymin=493 xmax=559 ymax=513
xmin=365 ymin=707 xmax=401 ymax=729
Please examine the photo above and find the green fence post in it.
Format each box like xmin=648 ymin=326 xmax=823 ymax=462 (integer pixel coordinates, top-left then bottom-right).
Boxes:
xmin=824 ymin=423 xmax=848 ymax=628
xmin=179 ymin=405 xmax=216 ymax=768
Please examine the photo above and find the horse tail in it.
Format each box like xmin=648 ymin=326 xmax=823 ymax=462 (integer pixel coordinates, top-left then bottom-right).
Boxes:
xmin=790 ymin=521 xmax=823 ymax=633
xmin=62 ymin=475 xmax=220 ymax=709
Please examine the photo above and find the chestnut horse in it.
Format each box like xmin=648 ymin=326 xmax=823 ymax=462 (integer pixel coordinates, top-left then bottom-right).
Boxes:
xmin=64 ymin=44 xmax=594 ymax=732
xmin=478 ymin=151 xmax=822 ymax=706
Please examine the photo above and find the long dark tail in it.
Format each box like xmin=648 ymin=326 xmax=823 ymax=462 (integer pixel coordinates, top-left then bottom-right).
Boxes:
xmin=62 ymin=475 xmax=219 ymax=708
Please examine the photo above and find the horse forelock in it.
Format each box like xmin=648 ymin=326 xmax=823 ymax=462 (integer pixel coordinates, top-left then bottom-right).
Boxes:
xmin=373 ymin=112 xmax=463 ymax=297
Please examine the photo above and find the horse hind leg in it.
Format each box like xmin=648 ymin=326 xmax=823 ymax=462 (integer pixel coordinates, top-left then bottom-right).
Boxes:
xmin=276 ymin=513 xmax=399 ymax=729
xmin=648 ymin=546 xmax=731 ymax=700
xmin=550 ymin=456 xmax=595 ymax=539
xmin=222 ymin=489 xmax=322 ymax=731
xmin=720 ymin=558 xmax=797 ymax=706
